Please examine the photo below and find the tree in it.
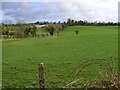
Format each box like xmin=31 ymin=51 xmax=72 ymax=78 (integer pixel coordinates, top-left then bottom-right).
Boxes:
xmin=47 ymin=24 xmax=55 ymax=36
xmin=16 ymin=23 xmax=25 ymax=38
xmin=16 ymin=18 xmax=26 ymax=38
xmin=24 ymin=26 xmax=31 ymax=37
xmin=2 ymin=25 xmax=10 ymax=37
xmin=24 ymin=25 xmax=37 ymax=37
xmin=66 ymin=18 xmax=75 ymax=26
xmin=46 ymin=24 xmax=65 ymax=36
xmin=67 ymin=18 xmax=72 ymax=26
xmin=61 ymin=23 xmax=67 ymax=29
xmin=30 ymin=25 xmax=37 ymax=37
xmin=55 ymin=24 xmax=62 ymax=36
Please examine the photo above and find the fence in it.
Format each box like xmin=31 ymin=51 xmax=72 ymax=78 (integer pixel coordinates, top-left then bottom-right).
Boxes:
xmin=38 ymin=63 xmax=45 ymax=88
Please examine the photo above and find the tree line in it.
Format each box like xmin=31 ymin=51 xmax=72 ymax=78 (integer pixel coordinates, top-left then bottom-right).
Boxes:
xmin=35 ymin=18 xmax=119 ymax=26
xmin=1 ymin=18 xmax=119 ymax=39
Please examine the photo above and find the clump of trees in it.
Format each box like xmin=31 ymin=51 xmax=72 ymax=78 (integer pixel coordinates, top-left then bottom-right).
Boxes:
xmin=46 ymin=24 xmax=55 ymax=36
xmin=2 ymin=24 xmax=37 ymax=39
xmin=24 ymin=25 xmax=37 ymax=37
xmin=46 ymin=23 xmax=67 ymax=36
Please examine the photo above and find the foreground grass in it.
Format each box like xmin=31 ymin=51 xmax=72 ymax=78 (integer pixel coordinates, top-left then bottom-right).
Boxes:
xmin=2 ymin=26 xmax=118 ymax=88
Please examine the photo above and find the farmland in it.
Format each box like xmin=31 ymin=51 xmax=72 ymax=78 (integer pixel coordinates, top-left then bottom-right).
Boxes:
xmin=2 ymin=26 xmax=118 ymax=88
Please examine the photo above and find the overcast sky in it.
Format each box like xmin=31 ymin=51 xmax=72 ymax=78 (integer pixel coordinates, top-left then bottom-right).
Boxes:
xmin=0 ymin=0 xmax=119 ymax=23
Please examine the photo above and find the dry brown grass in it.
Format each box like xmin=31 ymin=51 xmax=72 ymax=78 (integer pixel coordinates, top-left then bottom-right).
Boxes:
xmin=65 ymin=59 xmax=119 ymax=89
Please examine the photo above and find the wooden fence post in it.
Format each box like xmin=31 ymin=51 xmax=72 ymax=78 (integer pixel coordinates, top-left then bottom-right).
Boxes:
xmin=39 ymin=63 xmax=45 ymax=88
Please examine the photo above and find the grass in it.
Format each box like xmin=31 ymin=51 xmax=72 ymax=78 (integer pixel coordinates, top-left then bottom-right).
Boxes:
xmin=2 ymin=26 xmax=118 ymax=88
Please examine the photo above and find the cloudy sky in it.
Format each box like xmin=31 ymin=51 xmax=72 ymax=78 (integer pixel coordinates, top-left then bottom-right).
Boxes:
xmin=0 ymin=0 xmax=119 ymax=23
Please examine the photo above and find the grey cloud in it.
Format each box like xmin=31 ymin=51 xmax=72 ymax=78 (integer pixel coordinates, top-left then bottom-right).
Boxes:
xmin=2 ymin=2 xmax=69 ymax=22
xmin=2 ymin=1 xmax=119 ymax=23
xmin=2 ymin=2 xmax=21 ymax=10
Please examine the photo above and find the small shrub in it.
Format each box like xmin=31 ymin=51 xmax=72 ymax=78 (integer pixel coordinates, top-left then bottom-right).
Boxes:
xmin=75 ymin=30 xmax=79 ymax=35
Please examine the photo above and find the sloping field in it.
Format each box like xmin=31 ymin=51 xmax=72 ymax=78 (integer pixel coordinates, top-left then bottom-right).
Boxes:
xmin=2 ymin=26 xmax=118 ymax=88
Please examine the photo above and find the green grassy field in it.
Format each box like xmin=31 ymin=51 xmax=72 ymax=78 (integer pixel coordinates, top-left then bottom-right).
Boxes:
xmin=2 ymin=26 xmax=118 ymax=88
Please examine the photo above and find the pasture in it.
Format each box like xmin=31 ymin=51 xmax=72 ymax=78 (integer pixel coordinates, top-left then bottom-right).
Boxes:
xmin=2 ymin=26 xmax=118 ymax=88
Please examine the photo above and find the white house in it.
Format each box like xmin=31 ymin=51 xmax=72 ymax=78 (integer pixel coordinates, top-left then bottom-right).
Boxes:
xmin=35 ymin=24 xmax=48 ymax=28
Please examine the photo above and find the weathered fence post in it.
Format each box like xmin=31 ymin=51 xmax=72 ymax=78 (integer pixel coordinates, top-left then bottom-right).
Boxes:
xmin=39 ymin=63 xmax=45 ymax=88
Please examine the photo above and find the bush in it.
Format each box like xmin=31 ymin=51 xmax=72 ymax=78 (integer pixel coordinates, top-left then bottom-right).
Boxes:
xmin=46 ymin=24 xmax=65 ymax=36
xmin=75 ymin=30 xmax=79 ymax=35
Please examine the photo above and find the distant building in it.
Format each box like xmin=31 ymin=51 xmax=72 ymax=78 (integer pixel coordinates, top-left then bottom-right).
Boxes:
xmin=35 ymin=24 xmax=48 ymax=28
